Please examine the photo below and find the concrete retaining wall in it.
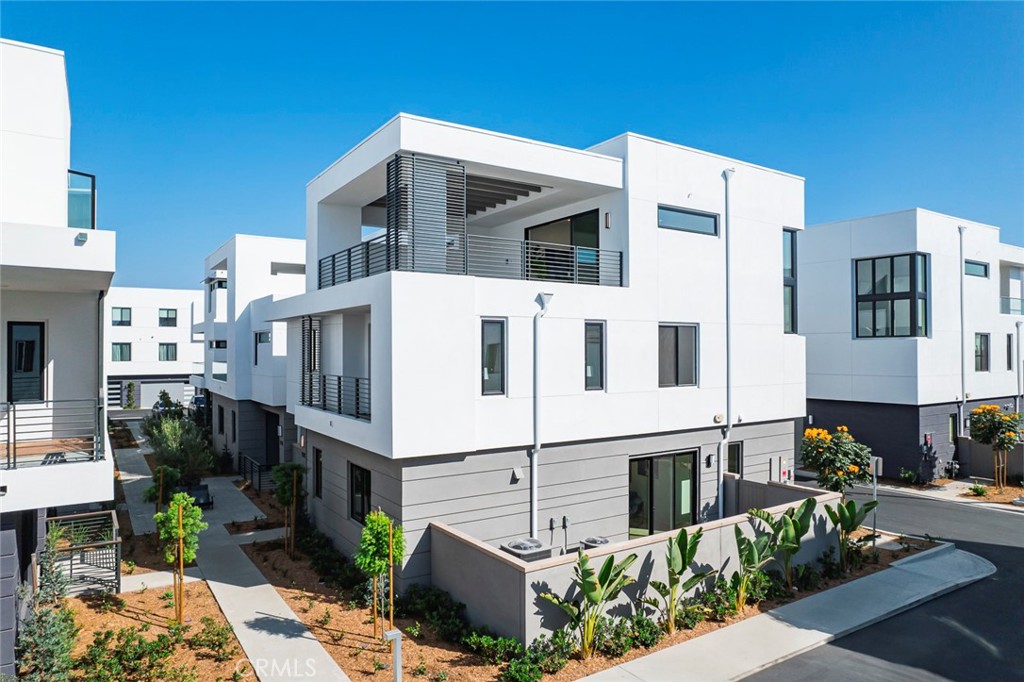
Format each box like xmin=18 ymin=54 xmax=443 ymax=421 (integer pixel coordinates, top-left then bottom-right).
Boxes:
xmin=957 ymin=437 xmax=1024 ymax=481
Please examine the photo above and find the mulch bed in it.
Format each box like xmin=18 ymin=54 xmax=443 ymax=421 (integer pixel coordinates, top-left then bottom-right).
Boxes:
xmin=108 ymin=420 xmax=139 ymax=449
xmin=959 ymin=483 xmax=1024 ymax=505
xmin=241 ymin=535 xmax=935 ymax=682
xmin=226 ymin=480 xmax=287 ymax=535
xmin=67 ymin=580 xmax=245 ymax=681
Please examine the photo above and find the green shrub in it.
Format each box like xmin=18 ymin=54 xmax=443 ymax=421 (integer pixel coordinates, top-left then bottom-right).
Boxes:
xmin=16 ymin=597 xmax=78 ymax=682
xmin=793 ymin=563 xmax=822 ymax=591
xmin=294 ymin=527 xmax=365 ymax=589
xmin=497 ymin=657 xmax=543 ymax=682
xmin=595 ymin=616 xmax=633 ymax=658
xmin=190 ymin=616 xmax=237 ymax=662
xmin=143 ymin=466 xmax=181 ymax=505
xmin=700 ymin=577 xmax=737 ymax=621
xmin=968 ymin=483 xmax=988 ymax=497
xmin=676 ymin=597 xmax=708 ymax=629
xmin=464 ymin=630 xmax=524 ymax=664
xmin=630 ymin=611 xmax=662 ymax=648
xmin=148 ymin=418 xmax=213 ymax=486
xmin=524 ymin=630 xmax=574 ymax=674
xmin=77 ymin=625 xmax=178 ymax=682
xmin=744 ymin=570 xmax=787 ymax=604
xmin=818 ymin=547 xmax=842 ymax=580
xmin=899 ymin=468 xmax=919 ymax=485
xmin=398 ymin=584 xmax=470 ymax=643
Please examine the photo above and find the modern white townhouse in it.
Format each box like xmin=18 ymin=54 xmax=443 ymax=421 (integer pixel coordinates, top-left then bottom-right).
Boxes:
xmin=105 ymin=287 xmax=204 ymax=408
xmin=800 ymin=208 xmax=1024 ymax=480
xmin=191 ymin=235 xmax=305 ymax=472
xmin=269 ymin=114 xmax=806 ymax=587
xmin=0 ymin=39 xmax=116 ymax=677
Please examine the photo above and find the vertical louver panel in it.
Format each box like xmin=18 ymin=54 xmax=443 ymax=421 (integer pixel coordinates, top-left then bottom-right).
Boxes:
xmin=300 ymin=316 xmax=322 ymax=407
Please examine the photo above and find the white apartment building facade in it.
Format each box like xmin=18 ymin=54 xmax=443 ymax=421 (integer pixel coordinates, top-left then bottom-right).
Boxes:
xmin=800 ymin=208 xmax=1024 ymax=479
xmin=191 ymin=235 xmax=305 ymax=470
xmin=0 ymin=39 xmax=116 ymax=677
xmin=270 ymin=114 xmax=806 ymax=587
xmin=105 ymin=287 xmax=204 ymax=408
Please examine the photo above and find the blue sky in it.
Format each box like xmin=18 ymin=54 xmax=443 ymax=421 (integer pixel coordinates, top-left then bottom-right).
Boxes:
xmin=3 ymin=2 xmax=1022 ymax=289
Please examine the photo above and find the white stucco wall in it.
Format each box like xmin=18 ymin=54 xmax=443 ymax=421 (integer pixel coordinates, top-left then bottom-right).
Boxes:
xmin=105 ymin=287 xmax=204 ymax=381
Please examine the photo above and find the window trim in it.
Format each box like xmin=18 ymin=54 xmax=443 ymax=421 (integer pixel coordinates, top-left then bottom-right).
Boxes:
xmin=964 ymin=260 xmax=989 ymax=278
xmin=158 ymin=342 xmax=177 ymax=362
xmin=349 ymin=462 xmax=371 ymax=525
xmin=854 ymin=253 xmax=928 ymax=338
xmin=111 ymin=342 xmax=131 ymax=362
xmin=657 ymin=205 xmax=719 ymax=236
xmin=158 ymin=308 xmax=178 ymax=327
xmin=975 ymin=333 xmax=990 ymax=372
xmin=111 ymin=307 xmax=132 ymax=327
xmin=584 ymin=320 xmax=605 ymax=391
xmin=481 ymin=318 xmax=507 ymax=396
xmin=658 ymin=323 xmax=699 ymax=388
xmin=783 ymin=228 xmax=798 ymax=334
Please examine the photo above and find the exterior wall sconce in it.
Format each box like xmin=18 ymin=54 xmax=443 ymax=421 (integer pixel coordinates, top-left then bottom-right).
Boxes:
xmin=604 ymin=212 xmax=611 ymax=230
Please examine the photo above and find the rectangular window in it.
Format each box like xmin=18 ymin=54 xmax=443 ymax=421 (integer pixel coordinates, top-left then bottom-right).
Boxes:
xmin=975 ymin=333 xmax=990 ymax=372
xmin=727 ymin=442 xmax=742 ymax=475
xmin=158 ymin=343 xmax=177 ymax=362
xmin=585 ymin=321 xmax=605 ymax=390
xmin=7 ymin=322 xmax=44 ymax=402
xmin=254 ymin=331 xmax=271 ymax=366
xmin=1009 ymin=334 xmax=1015 ymax=371
xmin=217 ymin=405 xmax=224 ymax=435
xmin=210 ymin=340 xmax=227 ymax=349
xmin=112 ymin=307 xmax=132 ymax=327
xmin=965 ymin=260 xmax=989 ymax=278
xmin=658 ymin=324 xmax=698 ymax=387
xmin=783 ymin=229 xmax=797 ymax=333
xmin=481 ymin=319 xmax=506 ymax=395
xmin=158 ymin=308 xmax=178 ymax=327
xmin=231 ymin=410 xmax=237 ymax=443
xmin=314 ymin=448 xmax=323 ymax=499
xmin=657 ymin=205 xmax=718 ymax=236
xmin=949 ymin=413 xmax=957 ymax=443
xmin=350 ymin=463 xmax=371 ymax=524
xmin=854 ymin=254 xmax=928 ymax=338
xmin=111 ymin=342 xmax=131 ymax=362
xmin=628 ymin=451 xmax=697 ymax=538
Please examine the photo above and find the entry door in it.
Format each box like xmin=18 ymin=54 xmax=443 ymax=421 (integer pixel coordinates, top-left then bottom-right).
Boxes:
xmin=264 ymin=411 xmax=280 ymax=466
xmin=628 ymin=451 xmax=697 ymax=539
xmin=7 ymin=323 xmax=44 ymax=402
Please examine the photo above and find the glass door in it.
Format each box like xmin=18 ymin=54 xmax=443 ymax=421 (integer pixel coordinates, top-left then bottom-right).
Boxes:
xmin=629 ymin=451 xmax=697 ymax=538
xmin=7 ymin=322 xmax=44 ymax=402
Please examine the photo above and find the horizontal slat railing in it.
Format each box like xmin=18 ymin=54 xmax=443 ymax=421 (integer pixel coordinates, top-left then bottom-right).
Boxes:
xmin=317 ymin=375 xmax=370 ymax=421
xmin=319 ymin=233 xmax=622 ymax=289
xmin=1 ymin=399 xmax=101 ymax=469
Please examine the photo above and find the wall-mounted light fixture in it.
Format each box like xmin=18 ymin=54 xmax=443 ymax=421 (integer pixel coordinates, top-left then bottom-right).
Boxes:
xmin=604 ymin=212 xmax=611 ymax=230
xmin=75 ymin=232 xmax=89 ymax=246
xmin=705 ymin=453 xmax=715 ymax=469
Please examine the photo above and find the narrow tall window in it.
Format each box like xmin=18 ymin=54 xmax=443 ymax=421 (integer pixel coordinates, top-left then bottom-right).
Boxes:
xmin=949 ymin=414 xmax=957 ymax=443
xmin=314 ymin=448 xmax=323 ymax=499
xmin=727 ymin=442 xmax=743 ymax=475
xmin=482 ymin=319 xmax=506 ymax=395
xmin=231 ymin=411 xmax=237 ymax=443
xmin=111 ymin=343 xmax=131 ymax=362
xmin=783 ymin=229 xmax=797 ymax=333
xmin=585 ymin=321 xmax=605 ymax=390
xmin=975 ymin=333 xmax=990 ymax=372
xmin=658 ymin=324 xmax=698 ymax=387
xmin=112 ymin=307 xmax=132 ymax=327
xmin=254 ymin=331 xmax=271 ymax=366
xmin=350 ymin=463 xmax=371 ymax=524
xmin=158 ymin=343 xmax=177 ymax=362
xmin=1008 ymin=334 xmax=1015 ymax=371
xmin=855 ymin=254 xmax=928 ymax=338
xmin=159 ymin=308 xmax=178 ymax=327
xmin=217 ymin=405 xmax=224 ymax=435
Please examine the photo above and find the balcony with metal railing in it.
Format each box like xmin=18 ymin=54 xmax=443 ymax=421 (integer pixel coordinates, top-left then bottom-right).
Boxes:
xmin=300 ymin=374 xmax=370 ymax=422
xmin=0 ymin=399 xmax=103 ymax=469
xmin=1001 ymin=297 xmax=1024 ymax=315
xmin=318 ymin=232 xmax=622 ymax=290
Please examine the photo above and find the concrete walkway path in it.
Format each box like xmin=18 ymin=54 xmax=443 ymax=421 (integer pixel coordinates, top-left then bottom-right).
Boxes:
xmin=120 ymin=567 xmax=205 ymax=593
xmin=580 ymin=543 xmax=994 ymax=682
xmin=114 ymin=421 xmax=158 ymax=535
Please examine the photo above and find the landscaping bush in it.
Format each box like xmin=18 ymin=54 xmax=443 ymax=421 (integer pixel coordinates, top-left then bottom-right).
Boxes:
xmin=464 ymin=630 xmax=524 ymax=664
xmin=142 ymin=466 xmax=181 ymax=505
xmin=595 ymin=616 xmax=633 ymax=658
xmin=801 ymin=425 xmax=872 ymax=495
xmin=676 ymin=597 xmax=709 ymax=629
xmin=77 ymin=625 xmax=189 ymax=682
xmin=190 ymin=616 xmax=237 ymax=662
xmin=148 ymin=418 xmax=214 ymax=486
xmin=397 ymin=584 xmax=471 ymax=643
xmin=497 ymin=657 xmax=543 ymax=682
xmin=699 ymin=577 xmax=738 ymax=621
xmin=899 ymin=468 xmax=920 ymax=485
xmin=630 ymin=610 xmax=663 ymax=649
xmin=16 ymin=594 xmax=78 ymax=682
xmin=523 ymin=630 xmax=575 ymax=674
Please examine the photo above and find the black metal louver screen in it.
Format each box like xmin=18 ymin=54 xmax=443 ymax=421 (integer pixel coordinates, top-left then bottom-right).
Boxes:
xmin=300 ymin=316 xmax=322 ymax=406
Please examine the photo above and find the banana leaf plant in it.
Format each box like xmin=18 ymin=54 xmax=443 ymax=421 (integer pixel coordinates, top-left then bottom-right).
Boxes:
xmin=642 ymin=527 xmax=714 ymax=634
xmin=731 ymin=525 xmax=777 ymax=612
xmin=748 ymin=497 xmax=817 ymax=591
xmin=825 ymin=499 xmax=878 ymax=572
xmin=540 ymin=550 xmax=638 ymax=659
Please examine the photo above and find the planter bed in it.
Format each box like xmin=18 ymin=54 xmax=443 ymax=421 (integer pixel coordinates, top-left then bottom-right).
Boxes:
xmin=224 ymin=480 xmax=287 ymax=534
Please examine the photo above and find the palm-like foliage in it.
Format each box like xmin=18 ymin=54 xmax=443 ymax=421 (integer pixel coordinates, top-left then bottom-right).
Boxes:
xmin=731 ymin=526 xmax=777 ymax=611
xmin=541 ymin=551 xmax=638 ymax=659
xmin=749 ymin=497 xmax=817 ymax=591
xmin=642 ymin=527 xmax=714 ymax=634
xmin=825 ymin=499 xmax=878 ymax=572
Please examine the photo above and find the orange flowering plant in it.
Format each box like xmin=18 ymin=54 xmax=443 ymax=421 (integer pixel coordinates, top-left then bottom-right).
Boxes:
xmin=801 ymin=425 xmax=872 ymax=496
xmin=968 ymin=404 xmax=1022 ymax=452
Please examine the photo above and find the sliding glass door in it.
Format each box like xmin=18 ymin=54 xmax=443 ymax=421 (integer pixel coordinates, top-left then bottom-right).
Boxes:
xmin=628 ymin=451 xmax=697 ymax=539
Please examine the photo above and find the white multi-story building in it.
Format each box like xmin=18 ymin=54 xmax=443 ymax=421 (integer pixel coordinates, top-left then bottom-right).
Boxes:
xmin=191 ymin=235 xmax=305 ymax=470
xmin=105 ymin=287 xmax=204 ymax=408
xmin=0 ymin=39 xmax=116 ymax=677
xmin=800 ymin=208 xmax=1024 ymax=479
xmin=269 ymin=114 xmax=805 ymax=586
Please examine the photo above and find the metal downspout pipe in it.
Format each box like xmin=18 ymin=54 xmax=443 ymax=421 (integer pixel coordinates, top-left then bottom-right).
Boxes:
xmin=531 ymin=292 xmax=553 ymax=539
xmin=1016 ymin=321 xmax=1023 ymax=414
xmin=718 ymin=168 xmax=736 ymax=521
xmin=958 ymin=225 xmax=967 ymax=435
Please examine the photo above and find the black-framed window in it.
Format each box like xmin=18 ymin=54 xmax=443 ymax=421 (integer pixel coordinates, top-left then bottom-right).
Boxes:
xmin=314 ymin=448 xmax=323 ymax=499
xmin=350 ymin=463 xmax=371 ymax=524
xmin=1008 ymin=334 xmax=1014 ymax=371
xmin=217 ymin=405 xmax=224 ymax=435
xmin=657 ymin=205 xmax=718 ymax=236
xmin=628 ymin=451 xmax=697 ymax=538
xmin=727 ymin=442 xmax=742 ymax=475
xmin=658 ymin=324 xmax=698 ymax=387
xmin=210 ymin=340 xmax=227 ymax=349
xmin=585 ymin=321 xmax=605 ymax=390
xmin=111 ymin=343 xmax=131 ymax=362
xmin=965 ymin=260 xmax=989 ymax=278
xmin=855 ymin=253 xmax=928 ymax=338
xmin=254 ymin=331 xmax=271 ymax=366
xmin=158 ymin=343 xmax=177 ymax=362
xmin=8 ymin=322 xmax=45 ymax=402
xmin=482 ymin=319 xmax=505 ymax=396
xmin=112 ymin=307 xmax=132 ymax=327
xmin=975 ymin=333 xmax=990 ymax=372
xmin=783 ymin=229 xmax=797 ymax=333
xmin=231 ymin=410 xmax=237 ymax=443
xmin=159 ymin=308 xmax=177 ymax=327
xmin=949 ymin=414 xmax=957 ymax=443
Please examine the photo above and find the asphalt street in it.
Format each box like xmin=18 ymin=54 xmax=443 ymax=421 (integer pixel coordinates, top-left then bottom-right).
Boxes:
xmin=747 ymin=486 xmax=1023 ymax=682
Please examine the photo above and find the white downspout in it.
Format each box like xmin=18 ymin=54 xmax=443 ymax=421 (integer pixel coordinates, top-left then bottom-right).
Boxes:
xmin=718 ymin=168 xmax=736 ymax=521
xmin=531 ymin=292 xmax=553 ymax=539
xmin=1016 ymin=320 xmax=1022 ymax=414
xmin=958 ymin=225 xmax=967 ymax=435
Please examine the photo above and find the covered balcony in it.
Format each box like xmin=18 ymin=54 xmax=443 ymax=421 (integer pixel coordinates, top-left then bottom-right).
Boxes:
xmin=1000 ymin=262 xmax=1024 ymax=314
xmin=298 ymin=312 xmax=370 ymax=422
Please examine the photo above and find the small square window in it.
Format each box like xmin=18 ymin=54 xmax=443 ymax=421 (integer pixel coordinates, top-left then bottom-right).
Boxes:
xmin=112 ymin=307 xmax=132 ymax=327
xmin=158 ymin=343 xmax=177 ymax=362
xmin=159 ymin=309 xmax=178 ymax=327
xmin=111 ymin=343 xmax=131 ymax=362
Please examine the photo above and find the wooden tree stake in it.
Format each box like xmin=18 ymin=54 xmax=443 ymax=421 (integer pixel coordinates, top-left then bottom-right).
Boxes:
xmin=291 ymin=470 xmax=298 ymax=556
xmin=389 ymin=520 xmax=394 ymax=631
xmin=177 ymin=504 xmax=185 ymax=623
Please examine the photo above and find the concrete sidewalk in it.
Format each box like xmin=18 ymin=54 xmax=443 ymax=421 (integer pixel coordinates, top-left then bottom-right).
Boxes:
xmin=580 ymin=543 xmax=994 ymax=682
xmin=114 ymin=421 xmax=157 ymax=534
